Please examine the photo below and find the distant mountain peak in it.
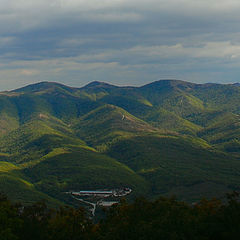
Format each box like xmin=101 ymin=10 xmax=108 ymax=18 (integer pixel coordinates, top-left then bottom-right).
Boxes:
xmin=83 ymin=81 xmax=117 ymax=89
xmin=13 ymin=81 xmax=75 ymax=93
xmin=140 ymin=79 xmax=196 ymax=91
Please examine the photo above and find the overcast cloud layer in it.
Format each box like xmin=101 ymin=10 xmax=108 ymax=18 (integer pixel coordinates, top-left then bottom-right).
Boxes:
xmin=0 ymin=0 xmax=240 ymax=90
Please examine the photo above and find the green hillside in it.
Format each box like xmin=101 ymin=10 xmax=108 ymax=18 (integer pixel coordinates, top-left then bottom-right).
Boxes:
xmin=106 ymin=134 xmax=240 ymax=201
xmin=0 ymin=114 xmax=86 ymax=164
xmin=0 ymin=110 xmax=149 ymax=204
xmin=0 ymin=161 xmax=62 ymax=206
xmin=73 ymin=104 xmax=158 ymax=149
xmin=0 ymin=79 xmax=239 ymax=205
xmin=24 ymin=147 xmax=149 ymax=201
xmin=143 ymin=107 xmax=202 ymax=135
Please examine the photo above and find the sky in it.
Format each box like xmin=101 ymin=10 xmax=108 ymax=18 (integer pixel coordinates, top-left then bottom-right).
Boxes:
xmin=0 ymin=0 xmax=240 ymax=90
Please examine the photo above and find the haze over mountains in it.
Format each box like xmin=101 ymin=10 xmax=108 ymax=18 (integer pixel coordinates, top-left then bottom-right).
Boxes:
xmin=0 ymin=79 xmax=239 ymax=205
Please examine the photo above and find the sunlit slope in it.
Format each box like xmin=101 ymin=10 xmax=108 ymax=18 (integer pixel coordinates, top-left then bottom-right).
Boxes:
xmin=106 ymin=134 xmax=240 ymax=201
xmin=0 ymin=113 xmax=149 ymax=203
xmin=0 ymin=114 xmax=87 ymax=164
xmin=139 ymin=80 xmax=240 ymax=114
xmin=84 ymin=80 xmax=240 ymax=137
xmin=73 ymin=104 xmax=159 ymax=149
xmin=3 ymin=82 xmax=101 ymax=124
xmin=197 ymin=112 xmax=240 ymax=152
xmin=143 ymin=107 xmax=202 ymax=135
xmin=0 ymin=114 xmax=90 ymax=205
xmin=138 ymin=80 xmax=205 ymax=117
xmin=0 ymin=161 xmax=62 ymax=206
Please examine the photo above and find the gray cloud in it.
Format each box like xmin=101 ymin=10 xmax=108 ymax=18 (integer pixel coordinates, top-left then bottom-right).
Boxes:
xmin=0 ymin=0 xmax=240 ymax=90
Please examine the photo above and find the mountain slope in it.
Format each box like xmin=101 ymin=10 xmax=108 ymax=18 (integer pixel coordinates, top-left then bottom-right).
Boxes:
xmin=0 ymin=79 xmax=239 ymax=204
xmin=24 ymin=147 xmax=149 ymax=201
xmin=106 ymin=134 xmax=240 ymax=201
xmin=74 ymin=104 xmax=159 ymax=149
xmin=0 ymin=113 xmax=149 ymax=204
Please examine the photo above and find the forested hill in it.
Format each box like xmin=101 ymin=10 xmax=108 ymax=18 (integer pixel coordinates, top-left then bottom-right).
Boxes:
xmin=0 ymin=79 xmax=239 ymax=205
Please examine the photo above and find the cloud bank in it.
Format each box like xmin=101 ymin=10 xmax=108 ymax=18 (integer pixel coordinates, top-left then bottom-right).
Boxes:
xmin=0 ymin=0 xmax=240 ymax=90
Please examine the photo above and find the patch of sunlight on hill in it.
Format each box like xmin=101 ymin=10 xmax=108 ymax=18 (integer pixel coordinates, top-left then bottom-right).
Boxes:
xmin=185 ymin=94 xmax=204 ymax=110
xmin=0 ymin=162 xmax=19 ymax=172
xmin=0 ymin=173 xmax=62 ymax=206
xmin=138 ymin=98 xmax=153 ymax=107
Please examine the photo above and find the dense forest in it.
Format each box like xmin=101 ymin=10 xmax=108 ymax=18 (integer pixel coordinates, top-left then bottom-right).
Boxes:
xmin=0 ymin=80 xmax=240 ymax=205
xmin=1 ymin=192 xmax=240 ymax=240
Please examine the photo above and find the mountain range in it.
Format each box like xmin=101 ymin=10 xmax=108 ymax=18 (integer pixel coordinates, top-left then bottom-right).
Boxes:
xmin=0 ymin=79 xmax=239 ymax=205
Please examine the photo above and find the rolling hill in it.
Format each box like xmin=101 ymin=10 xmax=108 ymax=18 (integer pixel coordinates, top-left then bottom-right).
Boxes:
xmin=0 ymin=79 xmax=239 ymax=205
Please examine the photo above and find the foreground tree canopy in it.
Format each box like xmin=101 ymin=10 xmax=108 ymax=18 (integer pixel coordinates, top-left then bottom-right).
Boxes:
xmin=0 ymin=192 xmax=240 ymax=240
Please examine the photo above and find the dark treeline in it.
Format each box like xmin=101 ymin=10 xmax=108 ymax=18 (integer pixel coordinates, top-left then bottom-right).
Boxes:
xmin=1 ymin=192 xmax=240 ymax=240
